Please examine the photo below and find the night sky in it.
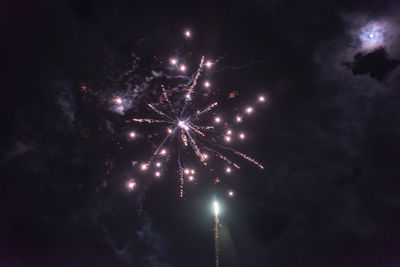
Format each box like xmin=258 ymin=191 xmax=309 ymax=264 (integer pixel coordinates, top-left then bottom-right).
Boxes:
xmin=2 ymin=0 xmax=400 ymax=266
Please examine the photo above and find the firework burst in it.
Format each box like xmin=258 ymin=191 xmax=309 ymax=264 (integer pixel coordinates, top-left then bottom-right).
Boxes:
xmin=121 ymin=30 xmax=265 ymax=197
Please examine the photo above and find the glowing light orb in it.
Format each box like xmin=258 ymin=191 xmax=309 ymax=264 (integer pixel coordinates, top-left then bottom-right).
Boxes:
xmin=236 ymin=116 xmax=242 ymax=123
xmin=188 ymin=175 xmax=194 ymax=181
xmin=204 ymin=81 xmax=210 ymax=88
xmin=169 ymin=58 xmax=178 ymax=65
xmin=129 ymin=131 xmax=136 ymax=138
xmin=114 ymin=97 xmax=123 ymax=105
xmin=184 ymin=30 xmax=191 ymax=38
xmin=155 ymin=171 xmax=161 ymax=177
xmin=141 ymin=163 xmax=148 ymax=171
xmin=203 ymin=153 xmax=209 ymax=159
xmin=225 ymin=167 xmax=232 ymax=173
xmin=368 ymin=33 xmax=375 ymax=39
xmin=258 ymin=96 xmax=265 ymax=102
xmin=160 ymin=149 xmax=167 ymax=155
xmin=214 ymin=116 xmax=221 ymax=123
xmin=205 ymin=60 xmax=213 ymax=68
xmin=127 ymin=180 xmax=136 ymax=191
xmin=239 ymin=133 xmax=245 ymax=139
xmin=228 ymin=190 xmax=234 ymax=197
xmin=156 ymin=162 xmax=161 ymax=168
xmin=224 ymin=136 xmax=231 ymax=142
xmin=167 ymin=128 xmax=173 ymax=134
xmin=226 ymin=130 xmax=232 ymax=135
xmin=246 ymin=107 xmax=254 ymax=114
xmin=180 ymin=64 xmax=186 ymax=72
xmin=190 ymin=169 xmax=195 ymax=175
xmin=184 ymin=168 xmax=190 ymax=175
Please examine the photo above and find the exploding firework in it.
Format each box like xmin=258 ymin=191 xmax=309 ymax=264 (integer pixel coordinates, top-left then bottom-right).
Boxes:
xmin=120 ymin=30 xmax=265 ymax=196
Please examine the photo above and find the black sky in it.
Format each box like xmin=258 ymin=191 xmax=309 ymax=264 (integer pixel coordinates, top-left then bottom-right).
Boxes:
xmin=2 ymin=0 xmax=400 ymax=266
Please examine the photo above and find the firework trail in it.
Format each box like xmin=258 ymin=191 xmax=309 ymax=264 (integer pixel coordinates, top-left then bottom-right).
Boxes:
xmin=213 ymin=201 xmax=220 ymax=267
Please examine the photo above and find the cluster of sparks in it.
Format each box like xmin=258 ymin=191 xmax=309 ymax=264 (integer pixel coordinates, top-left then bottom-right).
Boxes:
xmin=116 ymin=29 xmax=266 ymax=197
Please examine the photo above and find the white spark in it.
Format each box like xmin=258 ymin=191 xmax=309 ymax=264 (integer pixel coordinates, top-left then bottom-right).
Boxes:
xmin=141 ymin=163 xmax=148 ymax=171
xmin=129 ymin=131 xmax=136 ymax=138
xmin=114 ymin=97 xmax=123 ymax=105
xmin=170 ymin=58 xmax=178 ymax=65
xmin=239 ymin=133 xmax=245 ymax=139
xmin=155 ymin=171 xmax=161 ymax=177
xmin=236 ymin=116 xmax=242 ymax=123
xmin=225 ymin=167 xmax=232 ymax=173
xmin=204 ymin=81 xmax=210 ymax=88
xmin=180 ymin=64 xmax=186 ymax=72
xmin=228 ymin=190 xmax=234 ymax=197
xmin=258 ymin=96 xmax=265 ymax=102
xmin=156 ymin=162 xmax=161 ymax=168
xmin=214 ymin=116 xmax=221 ymax=123
xmin=205 ymin=60 xmax=213 ymax=68
xmin=224 ymin=136 xmax=231 ymax=142
xmin=185 ymin=30 xmax=191 ymax=38
xmin=246 ymin=107 xmax=254 ymax=114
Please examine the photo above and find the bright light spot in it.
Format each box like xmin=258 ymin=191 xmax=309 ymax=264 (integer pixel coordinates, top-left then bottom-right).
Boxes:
xmin=368 ymin=33 xmax=375 ymax=39
xmin=155 ymin=171 xmax=161 ymax=177
xmin=214 ymin=116 xmax=221 ymax=123
xmin=114 ymin=97 xmax=123 ymax=105
xmin=239 ymin=133 xmax=245 ymax=139
xmin=204 ymin=81 xmax=210 ymax=88
xmin=236 ymin=116 xmax=242 ymax=123
xmin=141 ymin=163 xmax=148 ymax=171
xmin=178 ymin=120 xmax=189 ymax=130
xmin=258 ymin=96 xmax=265 ymax=102
xmin=180 ymin=64 xmax=186 ymax=72
xmin=127 ymin=181 xmax=136 ymax=191
xmin=246 ymin=107 xmax=254 ymax=114
xmin=225 ymin=167 xmax=232 ymax=173
xmin=169 ymin=58 xmax=178 ymax=65
xmin=185 ymin=93 xmax=191 ymax=100
xmin=190 ymin=169 xmax=195 ymax=175
xmin=167 ymin=128 xmax=173 ymax=134
xmin=203 ymin=153 xmax=208 ymax=159
xmin=213 ymin=201 xmax=220 ymax=216
xmin=205 ymin=60 xmax=213 ymax=68
xmin=160 ymin=149 xmax=167 ymax=156
xmin=129 ymin=131 xmax=136 ymax=138
xmin=156 ymin=162 xmax=161 ymax=168
xmin=185 ymin=30 xmax=191 ymax=38
xmin=224 ymin=136 xmax=231 ymax=142
xmin=184 ymin=168 xmax=190 ymax=175
xmin=226 ymin=130 xmax=232 ymax=135
xmin=228 ymin=190 xmax=234 ymax=197
xmin=188 ymin=175 xmax=194 ymax=181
